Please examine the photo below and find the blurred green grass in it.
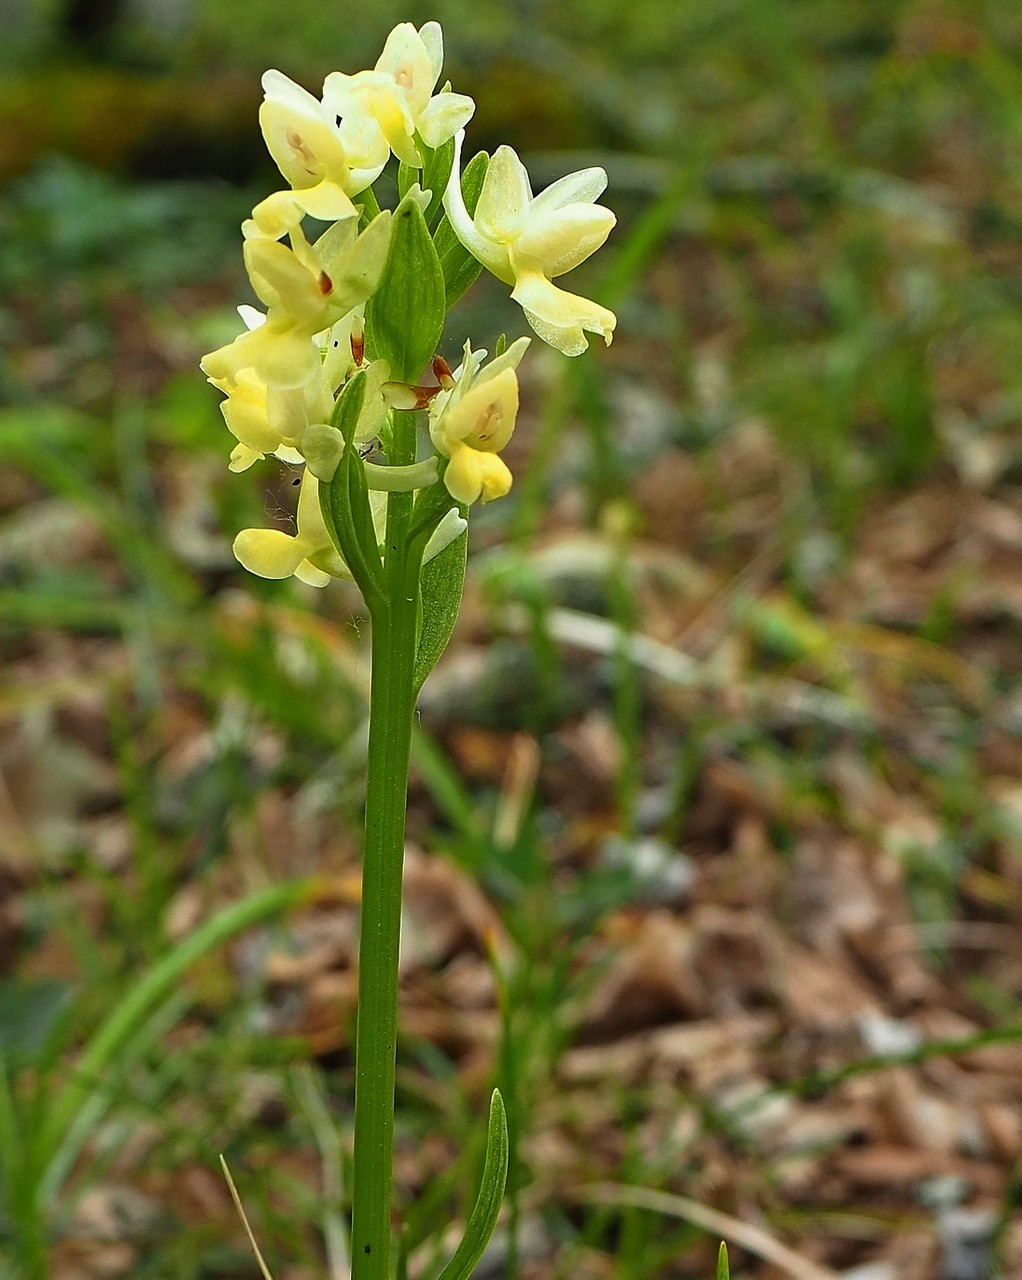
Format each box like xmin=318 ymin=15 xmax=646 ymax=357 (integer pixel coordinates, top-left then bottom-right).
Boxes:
xmin=3 ymin=1 xmax=1022 ymax=1277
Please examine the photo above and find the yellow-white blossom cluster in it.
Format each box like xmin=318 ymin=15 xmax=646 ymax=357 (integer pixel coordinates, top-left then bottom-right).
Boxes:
xmin=201 ymin=20 xmax=616 ymax=586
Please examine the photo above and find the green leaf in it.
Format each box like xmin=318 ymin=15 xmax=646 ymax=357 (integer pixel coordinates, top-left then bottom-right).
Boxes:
xmin=355 ymin=185 xmax=383 ymax=231
xmin=420 ymin=134 xmax=456 ymax=227
xmin=321 ymin=371 xmax=385 ymax=605
xmin=0 ymin=1051 xmax=22 ymax=1176
xmin=398 ymin=161 xmax=416 ymax=202
xmin=414 ymin=522 xmax=467 ymax=692
xmin=0 ymin=979 xmax=74 ymax=1072
xmin=434 ymin=1089 xmax=509 ymax=1280
xmin=365 ymin=192 xmax=446 ymax=383
xmin=343 ymin=441 xmax=386 ymax=602
xmin=39 ymin=881 xmax=313 ymax=1204
xmin=434 ymin=150 xmax=489 ymax=309
xmin=398 ymin=134 xmax=455 ymax=228
xmin=716 ymin=1242 xmax=730 ymax=1280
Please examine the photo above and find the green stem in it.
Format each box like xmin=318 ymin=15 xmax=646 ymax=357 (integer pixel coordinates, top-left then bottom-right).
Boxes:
xmin=351 ymin=411 xmax=422 ymax=1280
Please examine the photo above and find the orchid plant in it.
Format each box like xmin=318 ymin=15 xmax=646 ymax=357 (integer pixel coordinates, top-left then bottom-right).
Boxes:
xmin=201 ymin=20 xmax=616 ymax=1280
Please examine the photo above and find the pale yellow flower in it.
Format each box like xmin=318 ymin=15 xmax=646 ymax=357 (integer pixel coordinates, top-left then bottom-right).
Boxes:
xmin=226 ymin=373 xmax=336 ymax=473
xmin=234 ymin=469 xmax=353 ymax=587
xmin=300 ymin=359 xmax=396 ymax=481
xmin=204 ymin=306 xmax=333 ymax=472
xmin=234 ymin=468 xmax=465 ymax=586
xmin=443 ymin=134 xmax=616 ymax=356
xmin=323 ymin=22 xmax=474 ymax=168
xmin=429 ymin=338 xmax=530 ymax=504
xmin=244 ymin=70 xmax=388 ymax=240
xmin=200 ymin=215 xmax=391 ymax=391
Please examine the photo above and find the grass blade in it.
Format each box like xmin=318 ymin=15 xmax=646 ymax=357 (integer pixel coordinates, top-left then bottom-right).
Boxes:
xmin=38 ymin=880 xmax=313 ymax=1202
xmin=221 ymin=1155 xmax=277 ymax=1280
xmin=434 ymin=1089 xmax=509 ymax=1280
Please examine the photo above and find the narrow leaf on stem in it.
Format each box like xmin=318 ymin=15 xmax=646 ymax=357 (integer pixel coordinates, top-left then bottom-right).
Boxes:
xmin=321 ymin=370 xmax=385 ymax=604
xmin=434 ymin=1089 xmax=510 ymax=1280
xmin=420 ymin=134 xmax=456 ymax=227
xmin=413 ymin=524 xmax=467 ymax=693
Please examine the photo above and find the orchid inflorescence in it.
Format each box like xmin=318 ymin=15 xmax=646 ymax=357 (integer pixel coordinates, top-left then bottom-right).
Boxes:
xmin=201 ymin=20 xmax=616 ymax=589
xmin=201 ymin=26 xmax=617 ymax=1279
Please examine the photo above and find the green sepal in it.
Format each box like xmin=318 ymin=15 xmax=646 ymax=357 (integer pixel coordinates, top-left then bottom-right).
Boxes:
xmin=365 ymin=192 xmax=446 ymax=384
xmin=413 ymin=520 xmax=467 ymax=693
xmin=433 ymin=1089 xmax=509 ymax=1280
xmin=434 ymin=150 xmax=489 ymax=309
xmin=321 ymin=370 xmax=385 ymax=606
xmin=716 ymin=1243 xmax=730 ymax=1280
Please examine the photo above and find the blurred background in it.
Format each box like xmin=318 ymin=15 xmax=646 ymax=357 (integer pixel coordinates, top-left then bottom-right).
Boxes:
xmin=3 ymin=1 xmax=1022 ymax=1277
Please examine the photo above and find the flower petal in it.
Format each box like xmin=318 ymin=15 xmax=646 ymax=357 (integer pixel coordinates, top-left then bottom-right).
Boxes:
xmin=529 ymin=167 xmax=608 ymax=215
xmin=294 ymin=560 xmax=333 ymax=587
xmin=445 ymin=443 xmax=513 ymax=504
xmin=243 ymin=238 xmax=326 ymax=325
xmin=442 ymin=367 xmax=519 ymax=452
xmin=511 ymin=272 xmax=616 ymax=356
xmin=418 ymin=22 xmax=445 ymax=88
xmin=417 ymin=92 xmax=475 ymax=150
xmin=442 ymin=132 xmax=512 ymax=282
xmin=474 ymin=145 xmax=532 ymax=243
xmin=375 ymin=23 xmax=435 ymax=100
xmin=202 ymin=322 xmax=320 ymax=390
xmin=238 ymin=305 xmax=266 ymax=331
xmin=228 ymin=443 xmax=264 ymax=472
xmin=423 ymin=508 xmax=468 ymax=561
xmin=472 ymin=335 xmax=531 ymax=386
xmin=302 ymin=424 xmax=344 ymax=481
xmin=321 ymin=313 xmax=357 ymax=389
xmin=222 ymin=394 xmax=279 ymax=452
xmin=325 ymin=211 xmax=394 ymax=314
xmin=258 ymin=70 xmax=362 ymax=195
xmin=514 ymin=203 xmax=616 ymax=278
xmin=294 ymin=180 xmax=360 ymax=222
xmin=234 ymin=528 xmax=312 ymax=579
